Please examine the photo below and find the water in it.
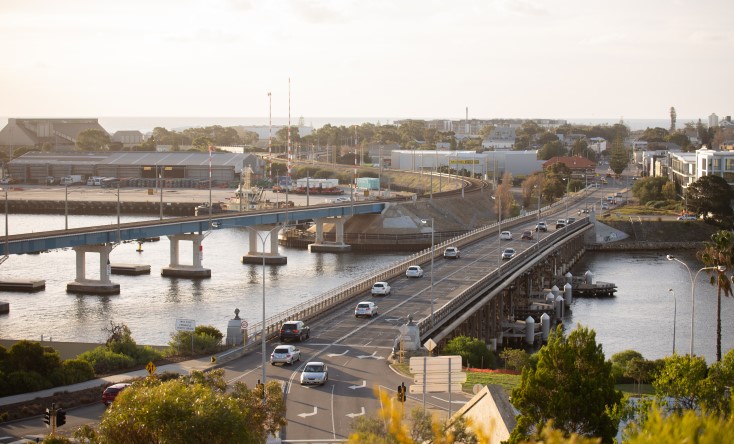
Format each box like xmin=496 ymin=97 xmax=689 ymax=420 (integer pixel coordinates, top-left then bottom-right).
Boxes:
xmin=1 ymin=214 xmax=731 ymax=363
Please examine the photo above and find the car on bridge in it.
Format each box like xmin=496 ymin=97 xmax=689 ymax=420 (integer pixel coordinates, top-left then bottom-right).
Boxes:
xmin=566 ymin=217 xmax=576 ymax=224
xmin=300 ymin=361 xmax=329 ymax=385
xmin=443 ymin=246 xmax=460 ymax=259
xmin=677 ymin=215 xmax=697 ymax=221
xmin=555 ymin=219 xmax=567 ymax=229
xmin=499 ymin=231 xmax=513 ymax=240
xmin=371 ymin=281 xmax=391 ymax=296
xmin=535 ymin=221 xmax=548 ymax=232
xmin=355 ymin=301 xmax=378 ymax=318
xmin=279 ymin=320 xmax=310 ymax=342
xmin=501 ymin=248 xmax=516 ymax=260
xmin=270 ymin=345 xmax=301 ymax=366
xmin=406 ymin=265 xmax=424 ymax=278
xmin=521 ymin=230 xmax=533 ymax=240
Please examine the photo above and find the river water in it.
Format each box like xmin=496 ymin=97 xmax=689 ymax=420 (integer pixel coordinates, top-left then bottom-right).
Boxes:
xmin=1 ymin=214 xmax=732 ymax=363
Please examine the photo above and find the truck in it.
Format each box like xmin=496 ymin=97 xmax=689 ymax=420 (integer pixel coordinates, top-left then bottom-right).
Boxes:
xmin=61 ymin=175 xmax=84 ymax=186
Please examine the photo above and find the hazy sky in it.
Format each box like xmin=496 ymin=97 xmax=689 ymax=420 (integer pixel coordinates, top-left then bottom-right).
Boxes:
xmin=1 ymin=0 xmax=732 ymax=121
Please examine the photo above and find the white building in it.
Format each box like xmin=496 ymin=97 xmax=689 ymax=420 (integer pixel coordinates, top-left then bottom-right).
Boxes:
xmin=390 ymin=150 xmax=543 ymax=179
xmin=588 ymin=137 xmax=607 ymax=154
xmin=668 ymin=146 xmax=734 ymax=190
xmin=709 ymin=113 xmax=720 ymax=128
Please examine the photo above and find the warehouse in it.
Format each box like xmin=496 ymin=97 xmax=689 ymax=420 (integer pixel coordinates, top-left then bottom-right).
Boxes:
xmin=6 ymin=151 xmax=263 ymax=186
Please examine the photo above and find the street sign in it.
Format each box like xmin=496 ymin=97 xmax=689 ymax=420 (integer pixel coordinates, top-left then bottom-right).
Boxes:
xmin=409 ymin=355 xmax=462 ymax=374
xmin=413 ymin=372 xmax=467 ymax=384
xmin=409 ymin=383 xmax=463 ymax=394
xmin=423 ymin=338 xmax=437 ymax=352
xmin=146 ymin=361 xmax=157 ymax=375
xmin=175 ymin=318 xmax=196 ymax=332
xmin=241 ymin=320 xmax=248 ymax=330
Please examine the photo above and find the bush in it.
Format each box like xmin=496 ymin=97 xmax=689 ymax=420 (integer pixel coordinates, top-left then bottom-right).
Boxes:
xmin=611 ymin=349 xmax=644 ymax=383
xmin=442 ymin=336 xmax=496 ymax=369
xmin=167 ymin=331 xmax=223 ymax=356
xmin=61 ymin=359 xmax=95 ymax=384
xmin=77 ymin=346 xmax=135 ymax=375
xmin=500 ymin=348 xmax=530 ymax=371
xmin=4 ymin=370 xmax=52 ymax=395
xmin=128 ymin=346 xmax=162 ymax=366
xmin=195 ymin=325 xmax=223 ymax=342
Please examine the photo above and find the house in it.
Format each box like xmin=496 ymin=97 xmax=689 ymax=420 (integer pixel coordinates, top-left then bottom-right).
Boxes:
xmin=482 ymin=125 xmax=516 ymax=151
xmin=588 ymin=137 xmax=607 ymax=154
xmin=111 ymin=130 xmax=144 ymax=148
xmin=542 ymin=156 xmax=597 ymax=179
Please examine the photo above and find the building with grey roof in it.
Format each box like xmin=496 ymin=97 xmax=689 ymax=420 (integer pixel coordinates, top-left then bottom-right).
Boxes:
xmin=0 ymin=118 xmax=108 ymax=151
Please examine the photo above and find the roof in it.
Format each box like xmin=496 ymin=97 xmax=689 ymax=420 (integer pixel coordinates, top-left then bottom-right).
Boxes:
xmin=542 ymin=156 xmax=597 ymax=170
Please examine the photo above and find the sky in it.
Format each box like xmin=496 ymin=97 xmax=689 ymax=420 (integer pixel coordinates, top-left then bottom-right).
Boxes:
xmin=1 ymin=0 xmax=732 ymax=122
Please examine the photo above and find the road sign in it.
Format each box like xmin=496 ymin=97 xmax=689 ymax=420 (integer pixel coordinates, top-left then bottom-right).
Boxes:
xmin=409 ymin=355 xmax=462 ymax=374
xmin=146 ymin=361 xmax=157 ymax=375
xmin=413 ymin=372 xmax=467 ymax=384
xmin=423 ymin=338 xmax=437 ymax=352
xmin=241 ymin=320 xmax=248 ymax=330
xmin=175 ymin=318 xmax=196 ymax=332
xmin=409 ymin=383 xmax=463 ymax=394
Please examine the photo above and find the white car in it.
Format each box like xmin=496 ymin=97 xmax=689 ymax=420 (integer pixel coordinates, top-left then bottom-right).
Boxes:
xmin=443 ymin=246 xmax=460 ymax=259
xmin=499 ymin=231 xmax=513 ymax=240
xmin=406 ymin=265 xmax=424 ymax=278
xmin=501 ymin=248 xmax=516 ymax=260
xmin=300 ymin=361 xmax=329 ymax=385
xmin=371 ymin=281 xmax=391 ymax=296
xmin=355 ymin=301 xmax=378 ymax=318
xmin=677 ymin=215 xmax=697 ymax=221
xmin=270 ymin=345 xmax=301 ymax=366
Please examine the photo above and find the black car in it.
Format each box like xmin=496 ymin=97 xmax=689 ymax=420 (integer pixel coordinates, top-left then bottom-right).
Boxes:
xmin=279 ymin=320 xmax=310 ymax=342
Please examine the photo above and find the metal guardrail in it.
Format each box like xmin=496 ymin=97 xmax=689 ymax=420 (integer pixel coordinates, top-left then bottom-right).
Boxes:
xmin=241 ymin=189 xmax=593 ymax=350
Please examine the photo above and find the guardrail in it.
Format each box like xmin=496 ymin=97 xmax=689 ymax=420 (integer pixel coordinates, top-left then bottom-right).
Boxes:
xmin=240 ymin=188 xmax=593 ymax=351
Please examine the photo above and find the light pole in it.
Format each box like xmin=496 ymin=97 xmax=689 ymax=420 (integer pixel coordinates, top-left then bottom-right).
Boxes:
xmin=492 ymin=194 xmax=501 ymax=269
xmin=421 ymin=218 xmax=435 ymax=326
xmin=666 ymin=254 xmax=726 ymax=356
xmin=2 ymin=187 xmax=7 ymax=256
xmin=247 ymin=225 xmax=283 ymax=392
xmin=535 ymin=185 xmax=541 ymax=248
xmin=668 ymin=288 xmax=676 ymax=355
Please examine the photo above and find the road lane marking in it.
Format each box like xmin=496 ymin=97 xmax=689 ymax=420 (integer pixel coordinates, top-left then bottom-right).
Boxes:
xmin=348 ymin=380 xmax=367 ymax=390
xmin=297 ymin=406 xmax=318 ymax=418
xmin=346 ymin=407 xmax=365 ymax=418
xmin=357 ymin=351 xmax=385 ymax=360
xmin=327 ymin=350 xmax=349 ymax=357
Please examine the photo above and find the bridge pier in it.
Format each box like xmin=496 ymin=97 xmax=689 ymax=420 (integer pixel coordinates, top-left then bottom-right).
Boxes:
xmin=241 ymin=226 xmax=287 ymax=265
xmin=161 ymin=234 xmax=211 ymax=278
xmin=66 ymin=244 xmax=120 ymax=294
xmin=308 ymin=217 xmax=352 ymax=253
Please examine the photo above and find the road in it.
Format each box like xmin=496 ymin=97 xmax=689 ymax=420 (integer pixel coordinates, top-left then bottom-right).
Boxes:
xmin=0 ymin=183 xmax=628 ymax=442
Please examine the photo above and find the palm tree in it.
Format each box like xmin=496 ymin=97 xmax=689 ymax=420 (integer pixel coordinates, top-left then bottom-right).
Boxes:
xmin=697 ymin=230 xmax=734 ymax=361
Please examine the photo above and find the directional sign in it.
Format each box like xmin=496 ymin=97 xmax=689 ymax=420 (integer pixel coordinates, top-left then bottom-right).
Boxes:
xmin=409 ymin=356 xmax=462 ymax=374
xmin=175 ymin=318 xmax=196 ymax=332
xmin=146 ymin=361 xmax=157 ymax=375
xmin=414 ymin=372 xmax=467 ymax=384
xmin=409 ymin=383 xmax=463 ymax=394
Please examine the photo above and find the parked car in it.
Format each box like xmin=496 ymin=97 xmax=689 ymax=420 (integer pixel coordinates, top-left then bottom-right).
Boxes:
xmin=371 ymin=281 xmax=391 ymax=296
xmin=535 ymin=221 xmax=548 ymax=232
xmin=555 ymin=219 xmax=567 ymax=229
xmin=677 ymin=215 xmax=697 ymax=221
xmin=355 ymin=301 xmax=378 ymax=318
xmin=102 ymin=383 xmax=131 ymax=406
xmin=499 ymin=231 xmax=513 ymax=240
xmin=521 ymin=230 xmax=533 ymax=240
xmin=406 ymin=265 xmax=424 ymax=278
xmin=270 ymin=344 xmax=301 ymax=365
xmin=501 ymin=248 xmax=516 ymax=260
xmin=443 ymin=246 xmax=460 ymax=259
xmin=279 ymin=320 xmax=310 ymax=342
xmin=300 ymin=361 xmax=329 ymax=385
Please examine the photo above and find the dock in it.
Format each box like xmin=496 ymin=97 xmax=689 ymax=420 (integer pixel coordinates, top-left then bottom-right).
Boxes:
xmin=573 ymin=281 xmax=617 ymax=297
xmin=110 ymin=264 xmax=151 ymax=275
xmin=0 ymin=279 xmax=46 ymax=292
xmin=0 ymin=301 xmax=8 ymax=314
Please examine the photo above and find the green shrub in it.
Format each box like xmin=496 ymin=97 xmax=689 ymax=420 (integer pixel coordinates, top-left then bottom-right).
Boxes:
xmin=61 ymin=359 xmax=95 ymax=384
xmin=195 ymin=325 xmax=224 ymax=342
xmin=4 ymin=370 xmax=52 ymax=395
xmin=77 ymin=347 xmax=135 ymax=375
xmin=442 ymin=336 xmax=496 ymax=369
xmin=129 ymin=346 xmax=162 ymax=366
xmin=167 ymin=331 xmax=223 ymax=356
xmin=611 ymin=349 xmax=644 ymax=383
xmin=500 ymin=348 xmax=530 ymax=371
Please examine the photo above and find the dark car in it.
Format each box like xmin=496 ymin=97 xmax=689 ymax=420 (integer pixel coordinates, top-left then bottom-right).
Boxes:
xmin=279 ymin=320 xmax=310 ymax=342
xmin=521 ymin=230 xmax=533 ymax=240
xmin=102 ymin=383 xmax=131 ymax=406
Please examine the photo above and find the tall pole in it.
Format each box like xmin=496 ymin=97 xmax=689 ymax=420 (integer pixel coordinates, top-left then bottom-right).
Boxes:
xmin=116 ymin=183 xmax=121 ymax=243
xmin=208 ymin=145 xmax=213 ymax=227
xmin=430 ymin=218 xmax=434 ymax=326
xmin=286 ymin=78 xmax=291 ymax=225
xmin=536 ymin=186 xmax=541 ymax=249
xmin=668 ymin=288 xmax=676 ymax=355
xmin=65 ymin=185 xmax=68 ymax=230
xmin=268 ymin=92 xmax=272 ymax=185
xmin=4 ymin=188 xmax=8 ymax=256
xmin=261 ymin=232 xmax=266 ymax=392
xmin=159 ymin=165 xmax=163 ymax=220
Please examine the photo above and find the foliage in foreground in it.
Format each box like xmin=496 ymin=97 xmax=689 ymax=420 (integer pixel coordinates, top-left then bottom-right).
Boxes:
xmin=623 ymin=402 xmax=734 ymax=444
xmin=77 ymin=322 xmax=162 ymax=374
xmin=77 ymin=369 xmax=286 ymax=443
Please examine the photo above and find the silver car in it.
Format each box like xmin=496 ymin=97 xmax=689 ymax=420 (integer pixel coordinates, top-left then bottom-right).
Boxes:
xmin=300 ymin=361 xmax=329 ymax=385
xmin=270 ymin=345 xmax=301 ymax=366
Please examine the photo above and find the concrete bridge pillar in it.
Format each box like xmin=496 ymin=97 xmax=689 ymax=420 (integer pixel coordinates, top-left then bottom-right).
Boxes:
xmin=309 ymin=216 xmax=352 ymax=253
xmin=67 ymin=244 xmax=120 ymax=294
xmin=161 ymin=233 xmax=211 ymax=278
xmin=241 ymin=226 xmax=287 ymax=265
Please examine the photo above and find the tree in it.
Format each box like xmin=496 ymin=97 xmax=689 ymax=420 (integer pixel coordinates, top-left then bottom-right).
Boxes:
xmin=697 ymin=230 xmax=734 ymax=361
xmin=608 ymin=136 xmax=628 ymax=175
xmin=699 ymin=348 xmax=734 ymax=416
xmin=631 ymin=177 xmax=672 ymax=204
xmin=623 ymin=402 xmax=734 ymax=443
xmin=495 ymin=172 xmax=516 ymax=219
xmin=76 ymin=129 xmax=111 ymax=150
xmin=442 ymin=336 xmax=495 ymax=369
xmin=537 ymin=140 xmax=566 ymax=160
xmin=500 ymin=348 xmax=530 ymax=371
xmin=520 ymin=173 xmax=544 ymax=208
xmin=652 ymin=354 xmax=708 ymax=411
xmin=96 ymin=369 xmax=286 ymax=443
xmin=509 ymin=325 xmax=623 ymax=443
xmin=686 ymin=175 xmax=734 ymax=223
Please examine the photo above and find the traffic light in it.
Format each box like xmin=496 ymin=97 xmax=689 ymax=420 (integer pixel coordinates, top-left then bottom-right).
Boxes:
xmin=56 ymin=409 xmax=66 ymax=427
xmin=43 ymin=408 xmax=51 ymax=427
xmin=396 ymin=383 xmax=406 ymax=403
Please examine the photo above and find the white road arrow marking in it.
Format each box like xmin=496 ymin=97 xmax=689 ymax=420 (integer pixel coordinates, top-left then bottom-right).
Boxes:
xmin=349 ymin=380 xmax=367 ymax=390
xmin=297 ymin=406 xmax=318 ymax=418
xmin=346 ymin=407 xmax=365 ymax=418
xmin=431 ymin=396 xmax=466 ymax=404
xmin=357 ymin=351 xmax=385 ymax=360
xmin=327 ymin=350 xmax=349 ymax=357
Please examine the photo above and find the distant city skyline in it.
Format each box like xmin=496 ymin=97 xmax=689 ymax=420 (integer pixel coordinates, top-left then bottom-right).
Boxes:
xmin=1 ymin=1 xmax=732 ymax=120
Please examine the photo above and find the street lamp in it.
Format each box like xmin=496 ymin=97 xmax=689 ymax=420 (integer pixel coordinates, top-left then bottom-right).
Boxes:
xmin=421 ymin=218 xmax=435 ymax=326
xmin=668 ymin=288 xmax=676 ymax=355
xmin=666 ymin=254 xmax=726 ymax=356
xmin=2 ymin=187 xmax=7 ymax=256
xmin=491 ymin=194 xmax=501 ymax=269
